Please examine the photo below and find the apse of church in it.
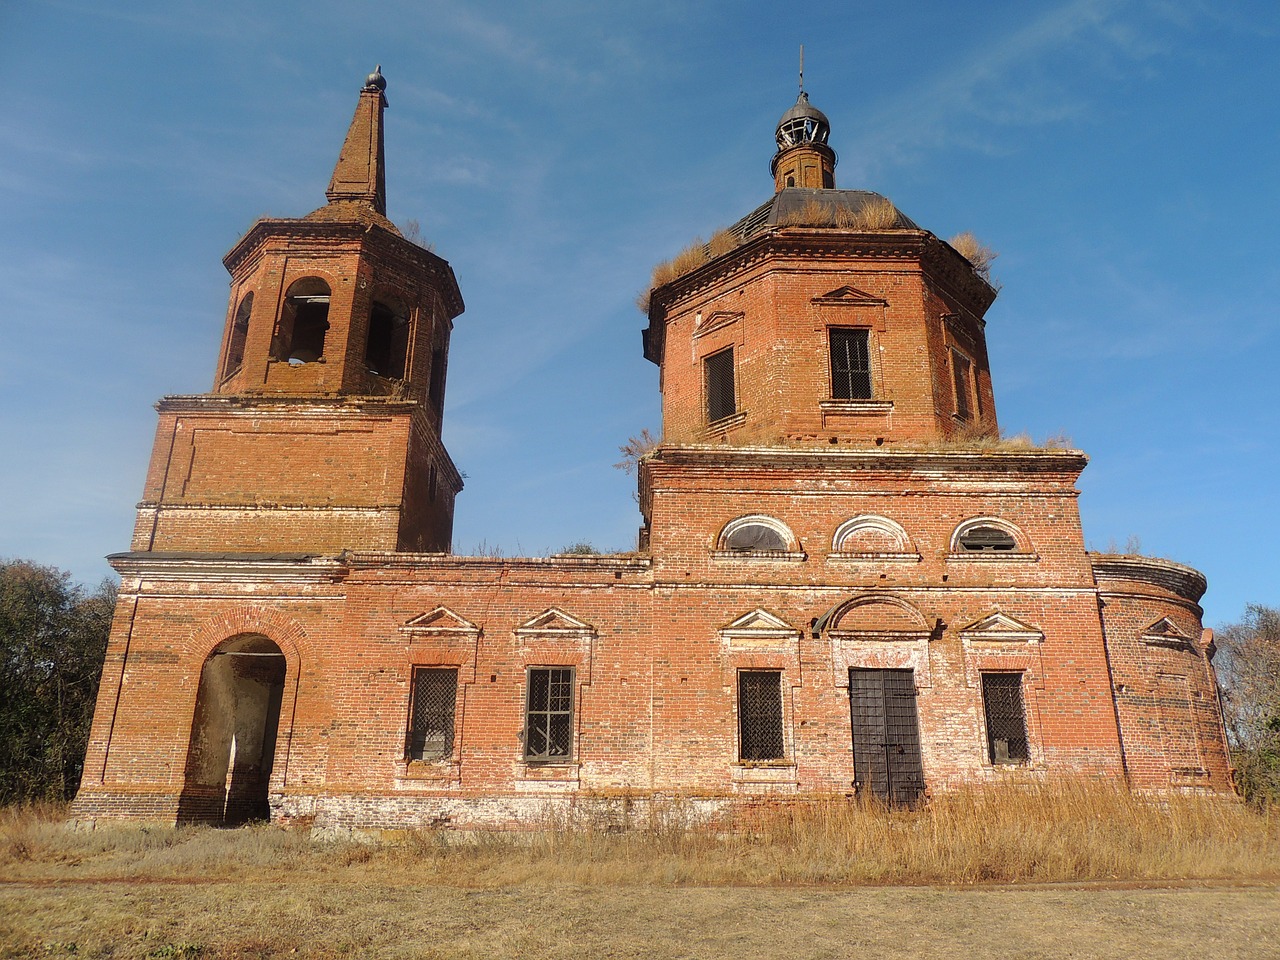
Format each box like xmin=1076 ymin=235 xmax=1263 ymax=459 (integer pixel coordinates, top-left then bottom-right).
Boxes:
xmin=72 ymin=71 xmax=1232 ymax=828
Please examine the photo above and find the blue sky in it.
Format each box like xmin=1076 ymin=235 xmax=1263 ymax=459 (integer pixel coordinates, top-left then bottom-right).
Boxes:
xmin=0 ymin=1 xmax=1276 ymax=628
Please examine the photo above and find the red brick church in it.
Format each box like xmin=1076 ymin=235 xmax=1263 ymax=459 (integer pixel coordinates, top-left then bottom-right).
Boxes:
xmin=73 ymin=70 xmax=1233 ymax=827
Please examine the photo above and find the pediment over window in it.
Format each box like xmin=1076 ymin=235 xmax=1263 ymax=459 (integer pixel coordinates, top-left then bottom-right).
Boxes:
xmin=958 ymin=612 xmax=1044 ymax=644
xmin=812 ymin=285 xmax=888 ymax=306
xmin=692 ymin=310 xmax=743 ymax=339
xmin=824 ymin=595 xmax=932 ymax=641
xmin=720 ymin=608 xmax=800 ymax=642
xmin=1141 ymin=617 xmax=1197 ymax=650
xmin=401 ymin=606 xmax=480 ymax=636
xmin=515 ymin=607 xmax=597 ymax=637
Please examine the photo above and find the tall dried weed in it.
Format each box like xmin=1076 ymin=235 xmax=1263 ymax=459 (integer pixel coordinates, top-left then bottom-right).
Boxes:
xmin=5 ymin=781 xmax=1276 ymax=888
xmin=949 ymin=230 xmax=998 ymax=278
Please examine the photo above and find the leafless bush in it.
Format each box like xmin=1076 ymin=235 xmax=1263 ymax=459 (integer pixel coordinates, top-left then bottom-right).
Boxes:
xmin=614 ymin=428 xmax=660 ymax=475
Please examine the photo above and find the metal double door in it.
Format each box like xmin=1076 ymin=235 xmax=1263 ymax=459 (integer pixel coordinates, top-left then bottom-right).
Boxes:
xmin=849 ymin=668 xmax=925 ymax=804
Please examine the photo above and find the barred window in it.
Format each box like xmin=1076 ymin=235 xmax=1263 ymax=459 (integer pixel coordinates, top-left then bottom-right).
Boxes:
xmin=738 ymin=670 xmax=785 ymax=761
xmin=982 ymin=673 xmax=1029 ymax=764
xmin=705 ymin=348 xmax=736 ymax=423
xmin=951 ymin=350 xmax=973 ymax=420
xmin=525 ymin=667 xmax=574 ymax=762
xmin=408 ymin=667 xmax=458 ymax=761
xmin=830 ymin=328 xmax=872 ymax=400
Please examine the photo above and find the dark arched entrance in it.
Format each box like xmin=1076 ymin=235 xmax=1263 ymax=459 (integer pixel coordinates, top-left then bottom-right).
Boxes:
xmin=178 ymin=634 xmax=286 ymax=825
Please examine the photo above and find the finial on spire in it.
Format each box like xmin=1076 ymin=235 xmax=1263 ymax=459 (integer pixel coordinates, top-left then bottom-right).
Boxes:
xmin=799 ymin=44 xmax=804 ymax=96
xmin=326 ymin=68 xmax=388 ymax=214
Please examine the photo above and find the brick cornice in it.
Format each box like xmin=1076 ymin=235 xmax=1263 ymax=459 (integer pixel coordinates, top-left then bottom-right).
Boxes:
xmin=108 ymin=551 xmax=347 ymax=583
xmin=223 ymin=217 xmax=464 ymax=320
xmin=344 ymin=552 xmax=652 ymax=573
xmin=644 ymin=227 xmax=996 ymax=365
xmin=1090 ymin=553 xmax=1207 ymax=604
xmin=155 ymin=393 xmax=422 ymax=416
xmin=644 ymin=444 xmax=1089 ymax=479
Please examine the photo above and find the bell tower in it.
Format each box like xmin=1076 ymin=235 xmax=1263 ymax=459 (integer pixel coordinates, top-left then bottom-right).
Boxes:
xmin=132 ymin=68 xmax=464 ymax=556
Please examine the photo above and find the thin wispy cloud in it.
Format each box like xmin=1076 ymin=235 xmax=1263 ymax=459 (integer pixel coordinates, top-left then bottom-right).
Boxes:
xmin=847 ymin=0 xmax=1199 ymax=174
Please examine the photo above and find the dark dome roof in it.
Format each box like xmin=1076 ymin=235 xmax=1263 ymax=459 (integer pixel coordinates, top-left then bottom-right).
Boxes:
xmin=776 ymin=92 xmax=830 ymax=149
xmin=729 ymin=188 xmax=918 ymax=240
xmin=777 ymin=92 xmax=829 ymax=129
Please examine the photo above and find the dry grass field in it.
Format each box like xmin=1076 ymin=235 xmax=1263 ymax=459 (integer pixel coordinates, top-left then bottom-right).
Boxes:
xmin=3 ymin=783 xmax=1278 ymax=959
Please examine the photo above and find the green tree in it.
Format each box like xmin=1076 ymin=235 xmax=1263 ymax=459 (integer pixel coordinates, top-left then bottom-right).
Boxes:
xmin=1215 ymin=604 xmax=1280 ymax=806
xmin=0 ymin=560 xmax=116 ymax=804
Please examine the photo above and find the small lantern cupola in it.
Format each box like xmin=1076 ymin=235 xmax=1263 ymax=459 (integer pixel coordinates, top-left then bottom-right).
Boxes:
xmin=771 ymin=91 xmax=837 ymax=193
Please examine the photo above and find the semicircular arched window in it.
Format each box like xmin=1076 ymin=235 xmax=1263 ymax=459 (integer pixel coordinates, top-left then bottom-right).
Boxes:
xmin=952 ymin=518 xmax=1025 ymax=554
xmin=717 ymin=515 xmax=796 ymax=555
xmin=832 ymin=515 xmax=912 ymax=555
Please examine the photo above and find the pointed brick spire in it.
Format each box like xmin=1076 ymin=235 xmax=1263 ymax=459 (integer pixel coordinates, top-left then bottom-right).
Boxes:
xmin=326 ymin=66 xmax=388 ymax=214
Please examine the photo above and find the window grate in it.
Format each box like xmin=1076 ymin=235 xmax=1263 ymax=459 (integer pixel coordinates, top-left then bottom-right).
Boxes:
xmin=525 ymin=667 xmax=574 ymax=761
xmin=705 ymin=348 xmax=737 ymax=423
xmin=408 ymin=668 xmax=458 ymax=761
xmin=724 ymin=522 xmax=788 ymax=552
xmin=738 ymin=670 xmax=785 ymax=760
xmin=982 ymin=673 xmax=1029 ymax=764
xmin=830 ymin=329 xmax=872 ymax=400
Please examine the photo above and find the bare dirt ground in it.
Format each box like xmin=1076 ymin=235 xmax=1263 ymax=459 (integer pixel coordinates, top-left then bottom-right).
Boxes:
xmin=2 ymin=880 xmax=1278 ymax=960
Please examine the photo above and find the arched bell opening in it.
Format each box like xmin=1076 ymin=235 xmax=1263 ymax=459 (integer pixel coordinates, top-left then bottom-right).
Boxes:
xmin=178 ymin=634 xmax=286 ymax=826
xmin=365 ymin=296 xmax=409 ymax=379
xmin=272 ymin=277 xmax=331 ymax=365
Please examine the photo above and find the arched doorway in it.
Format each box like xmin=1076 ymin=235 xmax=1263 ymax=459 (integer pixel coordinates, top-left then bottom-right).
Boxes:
xmin=178 ymin=634 xmax=286 ymax=825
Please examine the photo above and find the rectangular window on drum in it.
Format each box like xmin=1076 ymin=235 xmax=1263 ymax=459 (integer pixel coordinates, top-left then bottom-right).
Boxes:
xmin=829 ymin=328 xmax=872 ymax=400
xmin=704 ymin=347 xmax=737 ymax=423
xmin=951 ymin=350 xmax=973 ymax=420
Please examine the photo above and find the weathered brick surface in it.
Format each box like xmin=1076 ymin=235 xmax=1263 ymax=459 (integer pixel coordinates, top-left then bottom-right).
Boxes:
xmin=71 ymin=79 xmax=1233 ymax=829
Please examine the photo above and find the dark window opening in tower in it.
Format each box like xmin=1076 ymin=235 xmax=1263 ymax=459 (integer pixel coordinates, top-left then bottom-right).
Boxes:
xmin=428 ymin=348 xmax=446 ymax=412
xmin=366 ymin=298 xmax=409 ymax=378
xmin=951 ymin=350 xmax=973 ymax=420
xmin=786 ymin=175 xmax=795 ymax=187
xmin=273 ymin=278 xmax=331 ymax=365
xmin=822 ymin=169 xmax=834 ymax=189
xmin=830 ymin=328 xmax=872 ymax=400
xmin=223 ymin=292 xmax=253 ymax=380
xmin=705 ymin=347 xmax=736 ymax=423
